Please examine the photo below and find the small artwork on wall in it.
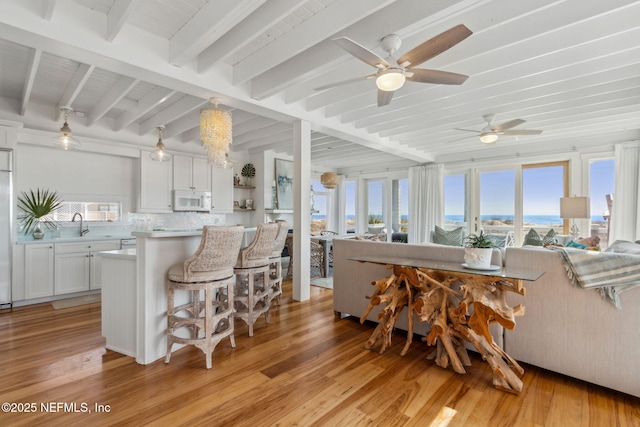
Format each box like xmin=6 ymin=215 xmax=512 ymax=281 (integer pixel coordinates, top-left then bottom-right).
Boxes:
xmin=275 ymin=158 xmax=294 ymax=210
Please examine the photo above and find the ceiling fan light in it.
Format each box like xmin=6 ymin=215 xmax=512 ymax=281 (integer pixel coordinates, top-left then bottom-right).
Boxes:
xmin=376 ymin=70 xmax=405 ymax=91
xmin=480 ymin=132 xmax=498 ymax=144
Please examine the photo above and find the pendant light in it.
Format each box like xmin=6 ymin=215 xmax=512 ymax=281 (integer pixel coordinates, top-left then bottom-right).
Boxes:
xmin=52 ymin=106 xmax=81 ymax=150
xmin=200 ymin=97 xmax=232 ymax=167
xmin=150 ymin=126 xmax=171 ymax=161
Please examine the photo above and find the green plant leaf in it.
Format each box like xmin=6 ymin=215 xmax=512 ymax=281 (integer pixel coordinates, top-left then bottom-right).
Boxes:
xmin=17 ymin=188 xmax=62 ymax=234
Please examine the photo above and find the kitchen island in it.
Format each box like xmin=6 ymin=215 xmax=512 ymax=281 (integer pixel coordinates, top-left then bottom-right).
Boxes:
xmin=100 ymin=227 xmax=255 ymax=365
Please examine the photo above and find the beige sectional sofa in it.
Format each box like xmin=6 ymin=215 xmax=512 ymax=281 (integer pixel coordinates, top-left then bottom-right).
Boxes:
xmin=332 ymin=238 xmax=640 ymax=398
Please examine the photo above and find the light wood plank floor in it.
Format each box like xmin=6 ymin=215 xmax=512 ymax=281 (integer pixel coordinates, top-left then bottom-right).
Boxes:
xmin=1 ymin=281 xmax=639 ymax=426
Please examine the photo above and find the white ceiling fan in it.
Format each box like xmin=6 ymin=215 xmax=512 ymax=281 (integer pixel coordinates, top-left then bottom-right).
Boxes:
xmin=315 ymin=24 xmax=473 ymax=107
xmin=455 ymin=114 xmax=543 ymax=144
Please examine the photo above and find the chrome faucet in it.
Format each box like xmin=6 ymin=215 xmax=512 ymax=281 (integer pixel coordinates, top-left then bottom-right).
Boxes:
xmin=71 ymin=213 xmax=89 ymax=236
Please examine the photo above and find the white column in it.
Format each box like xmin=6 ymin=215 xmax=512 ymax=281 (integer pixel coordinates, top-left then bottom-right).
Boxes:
xmin=293 ymin=120 xmax=311 ymax=301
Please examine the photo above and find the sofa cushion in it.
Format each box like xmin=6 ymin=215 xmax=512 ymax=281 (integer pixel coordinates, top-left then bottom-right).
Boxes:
xmin=605 ymin=240 xmax=640 ymax=255
xmin=433 ymin=225 xmax=463 ymax=246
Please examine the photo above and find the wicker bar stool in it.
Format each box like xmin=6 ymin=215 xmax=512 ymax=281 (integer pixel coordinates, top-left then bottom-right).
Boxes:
xmin=268 ymin=220 xmax=289 ymax=306
xmin=165 ymin=225 xmax=244 ymax=369
xmin=234 ymin=222 xmax=280 ymax=336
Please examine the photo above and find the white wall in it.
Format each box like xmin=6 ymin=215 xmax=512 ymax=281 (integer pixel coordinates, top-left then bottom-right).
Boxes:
xmin=15 ymin=144 xmax=137 ymax=217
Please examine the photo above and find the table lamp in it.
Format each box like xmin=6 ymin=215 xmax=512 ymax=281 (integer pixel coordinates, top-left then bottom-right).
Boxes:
xmin=560 ymin=196 xmax=590 ymax=238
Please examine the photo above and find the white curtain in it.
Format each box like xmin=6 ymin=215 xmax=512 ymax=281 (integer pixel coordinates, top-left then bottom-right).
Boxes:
xmin=408 ymin=164 xmax=443 ymax=243
xmin=609 ymin=142 xmax=640 ymax=242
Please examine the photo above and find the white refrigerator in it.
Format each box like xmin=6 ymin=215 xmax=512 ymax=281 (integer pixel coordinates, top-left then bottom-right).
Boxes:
xmin=0 ymin=149 xmax=12 ymax=307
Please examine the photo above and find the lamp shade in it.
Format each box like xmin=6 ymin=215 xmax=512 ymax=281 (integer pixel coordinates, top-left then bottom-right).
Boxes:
xmin=320 ymin=172 xmax=339 ymax=189
xmin=560 ymin=196 xmax=590 ymax=219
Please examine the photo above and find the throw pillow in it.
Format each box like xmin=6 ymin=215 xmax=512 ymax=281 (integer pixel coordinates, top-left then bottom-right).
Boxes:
xmin=542 ymin=229 xmax=558 ymax=245
xmin=605 ymin=240 xmax=640 ymax=255
xmin=522 ymin=228 xmax=542 ymax=246
xmin=433 ymin=226 xmax=464 ymax=246
xmin=566 ymin=240 xmax=588 ymax=249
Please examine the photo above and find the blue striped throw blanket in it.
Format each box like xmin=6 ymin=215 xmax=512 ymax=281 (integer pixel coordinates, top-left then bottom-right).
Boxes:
xmin=549 ymin=246 xmax=640 ymax=308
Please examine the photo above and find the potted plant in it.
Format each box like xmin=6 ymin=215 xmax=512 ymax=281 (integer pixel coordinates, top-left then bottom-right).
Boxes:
xmin=241 ymin=163 xmax=255 ymax=187
xmin=463 ymin=231 xmax=496 ymax=269
xmin=17 ymin=188 xmax=62 ymax=239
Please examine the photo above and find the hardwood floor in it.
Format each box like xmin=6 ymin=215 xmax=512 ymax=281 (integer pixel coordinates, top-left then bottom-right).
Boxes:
xmin=1 ymin=281 xmax=639 ymax=426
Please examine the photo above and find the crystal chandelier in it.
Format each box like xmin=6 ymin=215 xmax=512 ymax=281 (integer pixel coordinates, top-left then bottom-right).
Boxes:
xmin=200 ymin=97 xmax=232 ymax=168
xmin=150 ymin=126 xmax=171 ymax=162
xmin=52 ymin=106 xmax=81 ymax=150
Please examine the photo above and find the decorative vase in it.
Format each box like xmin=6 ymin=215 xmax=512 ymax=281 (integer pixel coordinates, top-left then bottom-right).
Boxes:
xmin=463 ymin=247 xmax=493 ymax=269
xmin=245 ymin=177 xmax=251 ymax=187
xmin=32 ymin=222 xmax=45 ymax=240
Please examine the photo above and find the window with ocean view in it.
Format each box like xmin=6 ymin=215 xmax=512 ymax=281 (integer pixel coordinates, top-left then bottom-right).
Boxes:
xmin=589 ymin=158 xmax=614 ymax=249
xmin=310 ymin=181 xmax=327 ymax=233
xmin=367 ymin=180 xmax=385 ymax=234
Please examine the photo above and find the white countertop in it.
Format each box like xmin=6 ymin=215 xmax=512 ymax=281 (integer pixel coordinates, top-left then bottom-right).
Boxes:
xmin=99 ymin=248 xmax=137 ymax=260
xmin=132 ymin=229 xmax=203 ymax=238
xmin=17 ymin=234 xmax=134 ymax=244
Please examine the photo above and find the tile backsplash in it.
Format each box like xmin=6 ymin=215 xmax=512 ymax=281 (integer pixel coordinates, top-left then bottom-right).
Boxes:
xmin=128 ymin=212 xmax=226 ymax=230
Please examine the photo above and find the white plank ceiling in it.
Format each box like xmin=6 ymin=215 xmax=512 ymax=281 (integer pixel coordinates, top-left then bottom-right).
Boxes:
xmin=0 ymin=0 xmax=639 ymax=173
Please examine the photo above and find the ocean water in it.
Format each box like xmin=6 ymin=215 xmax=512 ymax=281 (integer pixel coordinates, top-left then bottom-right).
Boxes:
xmin=317 ymin=214 xmax=608 ymax=224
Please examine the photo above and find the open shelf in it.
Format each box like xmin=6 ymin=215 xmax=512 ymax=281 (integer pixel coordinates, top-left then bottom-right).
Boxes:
xmin=234 ymin=185 xmax=255 ymax=189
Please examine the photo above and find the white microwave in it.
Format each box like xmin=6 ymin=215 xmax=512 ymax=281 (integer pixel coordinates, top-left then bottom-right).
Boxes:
xmin=173 ymin=190 xmax=212 ymax=212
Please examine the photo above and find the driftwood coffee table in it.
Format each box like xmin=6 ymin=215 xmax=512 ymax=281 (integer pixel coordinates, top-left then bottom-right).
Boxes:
xmin=350 ymin=255 xmax=543 ymax=394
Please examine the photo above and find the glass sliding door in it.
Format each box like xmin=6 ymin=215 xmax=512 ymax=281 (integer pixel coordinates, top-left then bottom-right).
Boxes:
xmin=589 ymin=159 xmax=614 ymax=249
xmin=522 ymin=162 xmax=567 ymax=240
xmin=444 ymin=174 xmax=467 ymax=234
xmin=391 ymin=178 xmax=408 ymax=239
xmin=344 ymin=179 xmax=357 ymax=234
xmin=367 ymin=180 xmax=385 ymax=235
xmin=478 ymin=169 xmax=515 ymax=241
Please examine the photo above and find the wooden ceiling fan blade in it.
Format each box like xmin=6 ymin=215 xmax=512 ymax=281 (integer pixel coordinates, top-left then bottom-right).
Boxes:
xmin=377 ymin=89 xmax=394 ymax=107
xmin=501 ymin=129 xmax=543 ymax=135
xmin=407 ymin=69 xmax=468 ymax=85
xmin=314 ymin=74 xmax=375 ymax=91
xmin=397 ymin=24 xmax=472 ymax=67
xmin=492 ymin=119 xmax=526 ymax=132
xmin=333 ymin=37 xmax=390 ymax=69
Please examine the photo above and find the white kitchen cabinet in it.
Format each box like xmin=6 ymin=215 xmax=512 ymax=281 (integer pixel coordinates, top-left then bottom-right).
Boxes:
xmin=140 ymin=151 xmax=173 ymax=213
xmin=173 ymin=155 xmax=211 ymax=192
xmin=54 ymin=241 xmax=120 ymax=294
xmin=211 ymin=164 xmax=233 ymax=213
xmin=24 ymin=243 xmax=54 ymax=299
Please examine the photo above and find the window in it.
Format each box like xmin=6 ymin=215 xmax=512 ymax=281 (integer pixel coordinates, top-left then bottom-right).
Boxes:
xmin=53 ymin=202 xmax=121 ymax=222
xmin=479 ymin=169 xmax=515 ymax=236
xmin=444 ymin=174 xmax=467 ymax=233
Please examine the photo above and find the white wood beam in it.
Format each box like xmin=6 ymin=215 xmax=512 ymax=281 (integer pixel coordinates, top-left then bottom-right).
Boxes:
xmin=138 ymin=96 xmax=207 ymax=135
xmin=169 ymin=0 xmax=266 ymax=67
xmin=241 ymin=130 xmax=292 ymax=152
xmin=106 ymin=0 xmax=135 ymax=42
xmin=250 ymin=0 xmax=473 ymax=100
xmin=87 ymin=76 xmax=138 ymax=126
xmin=233 ymin=122 xmax=291 ymax=146
xmin=43 ymin=0 xmax=56 ymax=20
xmin=248 ymin=139 xmax=292 ymax=154
xmin=20 ymin=48 xmax=42 ymax=116
xmin=198 ymin=0 xmax=306 ymax=73
xmin=56 ymin=63 xmax=95 ymax=121
xmin=234 ymin=0 xmax=393 ymax=87
xmin=115 ymin=87 xmax=175 ymax=131
xmin=163 ymin=110 xmax=199 ymax=139
xmin=292 ymin=120 xmax=311 ymax=301
xmin=233 ymin=116 xmax=279 ymax=137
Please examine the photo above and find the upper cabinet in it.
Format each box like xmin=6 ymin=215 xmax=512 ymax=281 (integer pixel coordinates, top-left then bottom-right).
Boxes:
xmin=173 ymin=155 xmax=211 ymax=192
xmin=211 ymin=165 xmax=233 ymax=213
xmin=139 ymin=151 xmax=173 ymax=213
